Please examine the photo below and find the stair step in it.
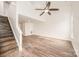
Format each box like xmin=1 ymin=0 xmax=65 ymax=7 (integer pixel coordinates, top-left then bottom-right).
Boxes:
xmin=0 ymin=47 xmax=17 ymax=57
xmin=0 ymin=40 xmax=16 ymax=47
xmin=0 ymin=18 xmax=9 ymax=23
xmin=0 ymin=22 xmax=9 ymax=26
xmin=0 ymin=43 xmax=16 ymax=54
xmin=0 ymin=36 xmax=15 ymax=43
xmin=0 ymin=30 xmax=12 ymax=36
xmin=0 ymin=28 xmax=10 ymax=31
xmin=0 ymin=33 xmax=13 ymax=38
xmin=0 ymin=31 xmax=12 ymax=35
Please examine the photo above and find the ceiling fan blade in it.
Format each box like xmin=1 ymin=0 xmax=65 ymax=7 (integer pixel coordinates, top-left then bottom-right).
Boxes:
xmin=49 ymin=8 xmax=59 ymax=11
xmin=48 ymin=2 xmax=51 ymax=8
xmin=35 ymin=9 xmax=45 ymax=10
xmin=48 ymin=12 xmax=51 ymax=15
xmin=46 ymin=2 xmax=51 ymax=9
xmin=40 ymin=11 xmax=45 ymax=16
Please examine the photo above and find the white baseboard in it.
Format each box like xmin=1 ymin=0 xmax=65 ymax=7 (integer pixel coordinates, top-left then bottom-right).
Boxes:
xmin=32 ymin=33 xmax=71 ymax=41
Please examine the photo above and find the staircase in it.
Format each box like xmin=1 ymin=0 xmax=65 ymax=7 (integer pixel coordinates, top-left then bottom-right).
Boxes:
xmin=0 ymin=16 xmax=17 ymax=56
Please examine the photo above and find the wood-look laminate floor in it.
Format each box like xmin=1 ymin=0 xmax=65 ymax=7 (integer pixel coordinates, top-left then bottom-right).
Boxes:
xmin=22 ymin=35 xmax=77 ymax=57
xmin=1 ymin=35 xmax=77 ymax=57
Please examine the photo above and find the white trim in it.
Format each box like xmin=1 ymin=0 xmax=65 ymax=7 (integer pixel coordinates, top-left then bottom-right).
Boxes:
xmin=8 ymin=17 xmax=19 ymax=47
xmin=32 ymin=33 xmax=71 ymax=41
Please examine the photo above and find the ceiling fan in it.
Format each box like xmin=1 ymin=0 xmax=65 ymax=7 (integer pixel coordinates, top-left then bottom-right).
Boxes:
xmin=35 ymin=2 xmax=59 ymax=16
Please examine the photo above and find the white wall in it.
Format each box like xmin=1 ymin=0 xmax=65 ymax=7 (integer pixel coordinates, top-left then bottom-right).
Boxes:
xmin=0 ymin=1 xmax=4 ymax=15
xmin=19 ymin=15 xmax=33 ymax=36
xmin=32 ymin=2 xmax=71 ymax=40
xmin=20 ymin=22 xmax=33 ymax=36
xmin=71 ymin=2 xmax=79 ymax=56
xmin=17 ymin=1 xmax=71 ymax=40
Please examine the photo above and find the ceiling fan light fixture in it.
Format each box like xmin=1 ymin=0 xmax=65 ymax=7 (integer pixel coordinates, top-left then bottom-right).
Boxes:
xmin=45 ymin=10 xmax=49 ymax=13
